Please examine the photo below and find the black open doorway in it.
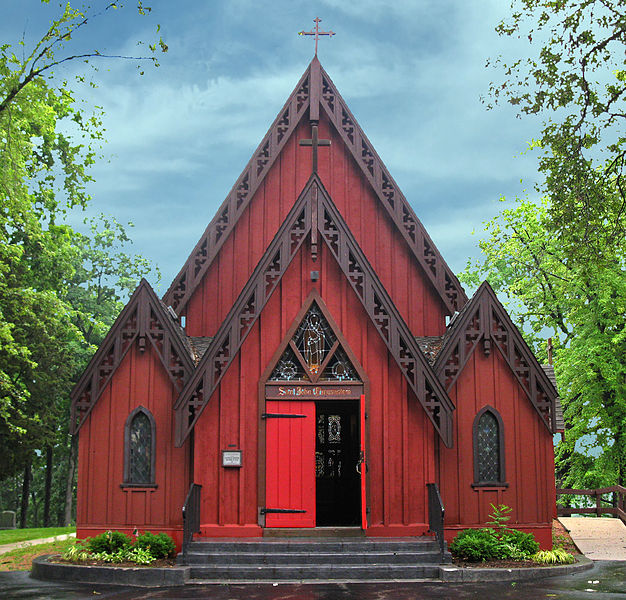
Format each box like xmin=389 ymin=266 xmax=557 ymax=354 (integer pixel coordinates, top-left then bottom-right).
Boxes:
xmin=315 ymin=400 xmax=361 ymax=526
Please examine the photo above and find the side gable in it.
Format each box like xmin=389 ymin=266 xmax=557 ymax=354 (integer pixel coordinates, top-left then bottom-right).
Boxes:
xmin=433 ymin=281 xmax=557 ymax=433
xmin=70 ymin=279 xmax=195 ymax=434
xmin=174 ymin=175 xmax=454 ymax=448
xmin=163 ymin=57 xmax=466 ymax=319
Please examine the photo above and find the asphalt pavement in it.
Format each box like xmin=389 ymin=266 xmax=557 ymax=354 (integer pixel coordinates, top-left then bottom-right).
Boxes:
xmin=0 ymin=561 xmax=624 ymax=600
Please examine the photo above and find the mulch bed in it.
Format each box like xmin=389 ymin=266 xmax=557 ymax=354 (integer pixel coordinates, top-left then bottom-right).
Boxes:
xmin=451 ymin=519 xmax=581 ymax=569
xmin=54 ymin=557 xmax=177 ymax=568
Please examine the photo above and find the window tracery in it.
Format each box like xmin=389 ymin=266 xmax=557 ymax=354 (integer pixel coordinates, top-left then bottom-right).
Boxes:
xmin=268 ymin=303 xmax=359 ymax=383
xmin=123 ymin=406 xmax=156 ymax=487
xmin=473 ymin=406 xmax=506 ymax=486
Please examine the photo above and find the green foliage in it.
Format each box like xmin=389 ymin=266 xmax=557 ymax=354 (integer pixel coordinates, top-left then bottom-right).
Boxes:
xmin=486 ymin=503 xmax=513 ymax=535
xmin=461 ymin=194 xmax=626 ymax=488
xmin=450 ymin=527 xmax=539 ymax=562
xmin=64 ymin=530 xmax=175 ymax=565
xmin=86 ymin=530 xmax=131 ymax=554
xmin=450 ymin=529 xmax=501 ymax=562
xmin=478 ymin=0 xmax=626 ymax=489
xmin=62 ymin=544 xmax=91 ymax=563
xmin=488 ymin=0 xmax=625 ymax=249
xmin=532 ymin=548 xmax=576 ymax=565
xmin=0 ymin=1 xmax=162 ymax=526
xmin=501 ymin=529 xmax=540 ymax=556
xmin=134 ymin=531 xmax=176 ymax=559
xmin=450 ymin=506 xmax=540 ymax=562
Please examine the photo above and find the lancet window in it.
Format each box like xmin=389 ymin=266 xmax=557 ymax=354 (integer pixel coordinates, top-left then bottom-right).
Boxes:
xmin=269 ymin=303 xmax=359 ymax=383
xmin=123 ymin=406 xmax=157 ymax=487
xmin=473 ymin=406 xmax=506 ymax=486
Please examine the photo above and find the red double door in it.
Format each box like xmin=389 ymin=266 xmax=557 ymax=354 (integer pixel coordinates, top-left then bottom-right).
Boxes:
xmin=264 ymin=397 xmax=367 ymax=529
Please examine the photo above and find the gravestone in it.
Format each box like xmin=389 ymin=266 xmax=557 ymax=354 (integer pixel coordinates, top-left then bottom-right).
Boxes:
xmin=0 ymin=510 xmax=16 ymax=529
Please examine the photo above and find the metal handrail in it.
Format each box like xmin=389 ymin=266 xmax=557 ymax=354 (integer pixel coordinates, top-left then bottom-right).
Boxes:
xmin=427 ymin=482 xmax=445 ymax=559
xmin=182 ymin=483 xmax=202 ymax=558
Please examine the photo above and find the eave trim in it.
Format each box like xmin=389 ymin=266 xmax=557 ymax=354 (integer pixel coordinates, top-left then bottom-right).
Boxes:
xmin=433 ymin=281 xmax=558 ymax=433
xmin=70 ymin=279 xmax=195 ymax=434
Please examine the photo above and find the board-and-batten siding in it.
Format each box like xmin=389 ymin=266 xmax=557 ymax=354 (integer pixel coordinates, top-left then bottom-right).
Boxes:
xmin=192 ymin=242 xmax=437 ymax=536
xmin=76 ymin=342 xmax=190 ymax=545
xmin=184 ymin=112 xmax=447 ymax=340
xmin=439 ymin=348 xmax=555 ymax=547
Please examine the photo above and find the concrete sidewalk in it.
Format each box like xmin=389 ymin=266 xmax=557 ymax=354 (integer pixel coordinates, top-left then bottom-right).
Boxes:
xmin=560 ymin=517 xmax=626 ymax=560
xmin=0 ymin=533 xmax=75 ymax=556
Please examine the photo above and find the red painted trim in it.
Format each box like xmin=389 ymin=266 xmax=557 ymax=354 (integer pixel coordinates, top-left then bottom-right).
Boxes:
xmin=360 ymin=393 xmax=367 ymax=530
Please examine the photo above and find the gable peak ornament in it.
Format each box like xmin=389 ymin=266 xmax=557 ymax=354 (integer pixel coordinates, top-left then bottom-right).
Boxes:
xmin=299 ymin=17 xmax=335 ymax=56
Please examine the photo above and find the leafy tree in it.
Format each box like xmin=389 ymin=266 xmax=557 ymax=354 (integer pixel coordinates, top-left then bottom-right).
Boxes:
xmin=488 ymin=0 xmax=625 ymax=247
xmin=468 ymin=0 xmax=626 ymax=489
xmin=0 ymin=1 xmax=164 ymax=525
xmin=462 ymin=194 xmax=626 ymax=488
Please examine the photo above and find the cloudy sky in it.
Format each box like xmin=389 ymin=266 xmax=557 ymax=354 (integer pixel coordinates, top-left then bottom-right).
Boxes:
xmin=2 ymin=0 xmax=543 ymax=295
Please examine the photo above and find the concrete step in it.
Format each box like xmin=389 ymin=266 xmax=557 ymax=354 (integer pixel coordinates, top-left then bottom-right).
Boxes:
xmin=186 ymin=537 xmax=439 ymax=554
xmin=183 ymin=550 xmax=442 ymax=565
xmin=188 ymin=563 xmax=442 ymax=581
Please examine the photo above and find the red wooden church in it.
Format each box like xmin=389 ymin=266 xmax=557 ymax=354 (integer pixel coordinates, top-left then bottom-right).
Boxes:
xmin=70 ymin=56 xmax=558 ymax=551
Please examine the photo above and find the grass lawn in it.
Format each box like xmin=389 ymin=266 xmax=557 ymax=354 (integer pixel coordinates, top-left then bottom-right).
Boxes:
xmin=0 ymin=538 xmax=75 ymax=571
xmin=0 ymin=526 xmax=75 ymax=546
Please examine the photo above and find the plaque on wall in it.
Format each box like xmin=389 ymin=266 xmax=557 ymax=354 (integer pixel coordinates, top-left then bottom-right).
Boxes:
xmin=222 ymin=450 xmax=242 ymax=468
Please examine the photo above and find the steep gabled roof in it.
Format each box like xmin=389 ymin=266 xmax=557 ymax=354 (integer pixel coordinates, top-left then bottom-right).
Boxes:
xmin=163 ymin=57 xmax=467 ymax=317
xmin=70 ymin=279 xmax=195 ymax=434
xmin=173 ymin=175 xmax=454 ymax=448
xmin=433 ymin=281 xmax=558 ymax=433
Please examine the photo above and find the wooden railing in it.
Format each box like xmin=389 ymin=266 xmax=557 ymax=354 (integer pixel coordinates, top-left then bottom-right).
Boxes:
xmin=557 ymin=486 xmax=626 ymax=524
xmin=427 ymin=483 xmax=445 ymax=559
xmin=182 ymin=483 xmax=202 ymax=558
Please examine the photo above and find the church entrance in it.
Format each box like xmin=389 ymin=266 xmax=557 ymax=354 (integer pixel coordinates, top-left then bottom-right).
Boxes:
xmin=315 ymin=400 xmax=360 ymax=526
xmin=261 ymin=295 xmax=367 ymax=530
xmin=263 ymin=395 xmax=363 ymax=528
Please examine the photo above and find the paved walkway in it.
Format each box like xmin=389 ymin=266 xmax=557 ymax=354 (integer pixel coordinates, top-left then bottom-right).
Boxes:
xmin=560 ymin=517 xmax=626 ymax=560
xmin=2 ymin=561 xmax=625 ymax=600
xmin=0 ymin=532 xmax=75 ymax=556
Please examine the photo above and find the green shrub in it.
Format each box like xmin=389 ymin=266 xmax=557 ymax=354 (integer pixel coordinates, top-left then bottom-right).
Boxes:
xmin=62 ymin=544 xmax=91 ymax=562
xmin=450 ymin=521 xmax=540 ymax=562
xmin=125 ymin=546 xmax=156 ymax=565
xmin=86 ymin=530 xmax=132 ymax=554
xmin=501 ymin=529 xmax=540 ymax=555
xmin=450 ymin=529 xmax=500 ymax=561
xmin=134 ymin=532 xmax=176 ymax=559
xmin=532 ymin=548 xmax=575 ymax=564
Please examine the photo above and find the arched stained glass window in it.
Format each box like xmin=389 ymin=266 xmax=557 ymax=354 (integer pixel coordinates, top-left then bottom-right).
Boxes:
xmin=473 ymin=406 xmax=506 ymax=486
xmin=123 ymin=407 xmax=156 ymax=486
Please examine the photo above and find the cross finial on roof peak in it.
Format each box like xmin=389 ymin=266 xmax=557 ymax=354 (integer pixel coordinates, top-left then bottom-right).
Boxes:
xmin=298 ymin=17 xmax=335 ymax=56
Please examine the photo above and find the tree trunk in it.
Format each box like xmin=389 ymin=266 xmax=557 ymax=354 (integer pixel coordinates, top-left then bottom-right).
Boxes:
xmin=31 ymin=489 xmax=39 ymax=528
xmin=20 ymin=460 xmax=31 ymax=528
xmin=64 ymin=435 xmax=78 ymax=526
xmin=43 ymin=445 xmax=53 ymax=527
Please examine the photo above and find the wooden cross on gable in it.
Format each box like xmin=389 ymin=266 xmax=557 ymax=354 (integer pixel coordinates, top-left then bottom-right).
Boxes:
xmin=299 ymin=123 xmax=331 ymax=174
